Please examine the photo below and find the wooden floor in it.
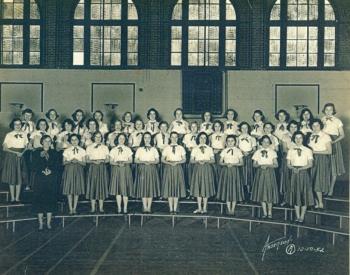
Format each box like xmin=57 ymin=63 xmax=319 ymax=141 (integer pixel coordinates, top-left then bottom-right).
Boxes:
xmin=0 ymin=214 xmax=348 ymax=275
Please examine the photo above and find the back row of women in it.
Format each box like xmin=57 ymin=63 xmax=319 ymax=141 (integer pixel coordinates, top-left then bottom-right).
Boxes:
xmin=1 ymin=103 xmax=345 ymax=229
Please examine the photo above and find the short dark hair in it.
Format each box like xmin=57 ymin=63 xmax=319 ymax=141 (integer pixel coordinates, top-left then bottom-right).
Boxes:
xmin=291 ymin=131 xmax=305 ymax=143
xmin=61 ymin=118 xmax=75 ymax=130
xmin=91 ymin=131 xmax=103 ymax=142
xmin=68 ymin=133 xmax=81 ymax=144
xmin=213 ymin=120 xmax=224 ymax=131
xmin=299 ymin=108 xmax=314 ymax=122
xmin=140 ymin=132 xmax=155 ymax=147
xmin=238 ymin=121 xmax=251 ymax=134
xmin=36 ymin=119 xmax=49 ymax=131
xmin=287 ymin=120 xmax=299 ymax=132
xmin=225 ymin=134 xmax=237 ymax=144
xmin=22 ymin=108 xmax=33 ymax=115
xmin=45 ymin=108 xmax=59 ymax=120
xmin=196 ymin=131 xmax=209 ymax=145
xmin=146 ymin=108 xmax=159 ymax=120
xmin=122 ymin=111 xmax=133 ymax=122
xmin=9 ymin=118 xmax=22 ymax=130
xmin=275 ymin=109 xmax=290 ymax=122
xmin=40 ymin=134 xmax=52 ymax=145
xmin=263 ymin=122 xmax=275 ymax=132
xmin=252 ymin=110 xmax=265 ymax=122
xmin=259 ymin=135 xmax=272 ymax=145
xmin=72 ymin=109 xmax=85 ymax=122
xmin=225 ymin=108 xmax=238 ymax=120
xmin=86 ymin=118 xmax=99 ymax=131
xmin=322 ymin=103 xmax=336 ymax=115
xmin=114 ymin=133 xmax=128 ymax=146
xmin=201 ymin=111 xmax=212 ymax=122
xmin=93 ymin=110 xmax=104 ymax=121
xmin=173 ymin=108 xmax=183 ymax=118
xmin=311 ymin=118 xmax=324 ymax=129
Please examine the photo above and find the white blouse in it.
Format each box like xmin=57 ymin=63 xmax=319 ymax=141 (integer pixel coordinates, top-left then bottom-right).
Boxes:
xmin=200 ymin=122 xmax=213 ymax=135
xmin=281 ymin=133 xmax=296 ymax=152
xmin=63 ymin=146 xmax=86 ymax=162
xmin=321 ymin=116 xmax=343 ymax=136
xmin=155 ymin=132 xmax=170 ymax=150
xmin=3 ymin=131 xmax=28 ymax=149
xmin=129 ymin=130 xmax=144 ymax=148
xmin=251 ymin=121 xmax=264 ymax=138
xmin=57 ymin=131 xmax=72 ymax=149
xmin=308 ymin=131 xmax=332 ymax=152
xmin=30 ymin=130 xmax=47 ymax=148
xmin=170 ymin=119 xmax=189 ymax=135
xmin=220 ymin=147 xmax=243 ymax=164
xmin=123 ymin=122 xmax=134 ymax=135
xmin=73 ymin=123 xmax=86 ymax=136
xmin=145 ymin=120 xmax=159 ymax=135
xmin=21 ymin=120 xmax=35 ymax=135
xmin=300 ymin=121 xmax=312 ymax=135
xmin=274 ymin=122 xmax=289 ymax=140
xmin=287 ymin=146 xmax=313 ymax=167
xmin=191 ymin=144 xmax=214 ymax=161
xmin=81 ymin=131 xmax=96 ymax=147
xmin=252 ymin=148 xmax=277 ymax=165
xmin=106 ymin=131 xmax=122 ymax=147
xmin=210 ymin=133 xmax=226 ymax=150
xmin=237 ymin=134 xmax=256 ymax=153
xmin=86 ymin=143 xmax=109 ymax=160
xmin=183 ymin=133 xmax=198 ymax=150
xmin=109 ymin=145 xmax=133 ymax=162
xmin=98 ymin=122 xmax=109 ymax=136
xmin=135 ymin=146 xmax=159 ymax=162
xmin=47 ymin=121 xmax=61 ymax=138
xmin=224 ymin=120 xmax=239 ymax=135
xmin=162 ymin=144 xmax=186 ymax=162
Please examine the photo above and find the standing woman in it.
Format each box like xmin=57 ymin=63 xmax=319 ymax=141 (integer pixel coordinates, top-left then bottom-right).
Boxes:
xmin=21 ymin=108 xmax=35 ymax=136
xmin=299 ymin=108 xmax=314 ymax=138
xmin=72 ymin=109 xmax=86 ymax=137
xmin=287 ymin=131 xmax=314 ymax=223
xmin=129 ymin=119 xmax=145 ymax=150
xmin=106 ymin=119 xmax=123 ymax=148
xmin=251 ymin=135 xmax=279 ymax=219
xmin=169 ymin=108 xmax=190 ymax=141
xmin=321 ymin=103 xmax=345 ymax=196
xmin=161 ymin=132 xmax=187 ymax=213
xmin=134 ymin=132 xmax=160 ymax=213
xmin=251 ymin=110 xmax=265 ymax=139
xmin=62 ymin=134 xmax=86 ymax=215
xmin=210 ymin=120 xmax=226 ymax=187
xmin=217 ymin=135 xmax=244 ymax=215
xmin=32 ymin=135 xmax=60 ymax=230
xmin=85 ymin=132 xmax=110 ymax=213
xmin=237 ymin=122 xmax=257 ymax=200
xmin=122 ymin=112 xmax=134 ymax=136
xmin=145 ymin=108 xmax=160 ymax=136
xmin=274 ymin=109 xmax=290 ymax=140
xmin=81 ymin=118 xmax=99 ymax=148
xmin=46 ymin=108 xmax=61 ymax=140
xmin=190 ymin=132 xmax=215 ymax=214
xmin=29 ymin=119 xmax=49 ymax=149
xmin=93 ymin=110 xmax=109 ymax=137
xmin=109 ymin=133 xmax=134 ymax=214
xmin=308 ymin=119 xmax=332 ymax=210
xmin=200 ymin=111 xmax=213 ymax=136
xmin=56 ymin=119 xmax=75 ymax=151
xmin=223 ymin=109 xmax=239 ymax=136
xmin=2 ymin=118 xmax=28 ymax=203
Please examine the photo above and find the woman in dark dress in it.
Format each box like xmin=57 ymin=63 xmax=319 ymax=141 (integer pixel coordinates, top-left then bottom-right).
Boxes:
xmin=32 ymin=135 xmax=60 ymax=230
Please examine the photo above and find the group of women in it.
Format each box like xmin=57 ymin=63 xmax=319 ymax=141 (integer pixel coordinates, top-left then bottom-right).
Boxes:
xmin=1 ymin=103 xmax=345 ymax=230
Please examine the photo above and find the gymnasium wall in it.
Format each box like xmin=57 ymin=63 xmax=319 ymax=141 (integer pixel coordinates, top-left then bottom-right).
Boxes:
xmin=0 ymin=69 xmax=349 ymax=181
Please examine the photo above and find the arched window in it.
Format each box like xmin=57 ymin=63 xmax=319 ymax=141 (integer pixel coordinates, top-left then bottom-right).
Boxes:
xmin=171 ymin=0 xmax=237 ymax=67
xmin=269 ymin=0 xmax=336 ymax=68
xmin=73 ymin=0 xmax=139 ymax=67
xmin=0 ymin=0 xmax=41 ymax=65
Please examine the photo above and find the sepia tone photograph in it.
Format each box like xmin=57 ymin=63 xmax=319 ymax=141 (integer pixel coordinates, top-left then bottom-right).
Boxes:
xmin=0 ymin=0 xmax=349 ymax=274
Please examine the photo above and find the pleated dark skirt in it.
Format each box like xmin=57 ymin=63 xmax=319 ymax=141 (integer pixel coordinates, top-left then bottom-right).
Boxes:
xmin=134 ymin=164 xmax=160 ymax=198
xmin=311 ymin=154 xmax=331 ymax=193
xmin=190 ymin=163 xmax=216 ymax=198
xmin=1 ymin=150 xmax=27 ymax=186
xmin=330 ymin=135 xmax=345 ymax=177
xmin=251 ymin=168 xmax=279 ymax=204
xmin=162 ymin=164 xmax=186 ymax=198
xmin=62 ymin=163 xmax=85 ymax=195
xmin=109 ymin=165 xmax=134 ymax=196
xmin=86 ymin=164 xmax=109 ymax=200
xmin=287 ymin=169 xmax=314 ymax=206
xmin=32 ymin=174 xmax=58 ymax=214
xmin=241 ymin=153 xmax=254 ymax=188
xmin=217 ymin=166 xmax=244 ymax=202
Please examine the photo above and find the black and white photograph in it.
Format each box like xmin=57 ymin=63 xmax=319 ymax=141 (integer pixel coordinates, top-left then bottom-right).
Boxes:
xmin=0 ymin=0 xmax=349 ymax=274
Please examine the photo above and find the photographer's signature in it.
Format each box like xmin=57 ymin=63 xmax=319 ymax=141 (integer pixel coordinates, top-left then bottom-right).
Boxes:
xmin=261 ymin=235 xmax=325 ymax=261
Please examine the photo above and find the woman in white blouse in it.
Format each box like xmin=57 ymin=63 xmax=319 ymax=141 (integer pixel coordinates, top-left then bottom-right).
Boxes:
xmin=308 ymin=119 xmax=332 ymax=210
xmin=109 ymin=133 xmax=134 ymax=214
xmin=287 ymin=131 xmax=314 ymax=224
xmin=85 ymin=132 xmax=110 ymax=213
xmin=190 ymin=132 xmax=215 ymax=214
xmin=134 ymin=132 xmax=160 ymax=213
xmin=161 ymin=132 xmax=187 ymax=213
xmin=2 ymin=118 xmax=28 ymax=202
xmin=62 ymin=134 xmax=86 ymax=215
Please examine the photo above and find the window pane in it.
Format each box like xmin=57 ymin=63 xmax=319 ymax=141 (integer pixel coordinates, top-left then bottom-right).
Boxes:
xmin=325 ymin=0 xmax=335 ymax=21
xmin=269 ymin=53 xmax=280 ymax=66
xmin=308 ymin=53 xmax=317 ymax=66
xmin=29 ymin=52 xmax=40 ymax=64
xmin=30 ymin=0 xmax=40 ymax=19
xmin=74 ymin=0 xmax=84 ymax=19
xmin=172 ymin=0 xmax=182 ymax=20
xmin=171 ymin=53 xmax=181 ymax=65
xmin=297 ymin=54 xmax=307 ymax=66
xmin=226 ymin=0 xmax=236 ymax=20
xmin=73 ymin=52 xmax=84 ymax=65
xmin=270 ymin=0 xmax=280 ymax=20
xmin=128 ymin=0 xmax=138 ymax=20
xmin=324 ymin=54 xmax=335 ymax=66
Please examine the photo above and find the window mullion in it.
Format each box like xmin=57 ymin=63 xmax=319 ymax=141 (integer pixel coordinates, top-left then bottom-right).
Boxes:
xmin=182 ymin=0 xmax=188 ymax=67
xmin=85 ymin=0 xmax=91 ymax=66
xmin=280 ymin=0 xmax=288 ymax=67
xmin=23 ymin=0 xmax=30 ymax=65
xmin=121 ymin=0 xmax=128 ymax=67
xmin=318 ymin=0 xmax=325 ymax=67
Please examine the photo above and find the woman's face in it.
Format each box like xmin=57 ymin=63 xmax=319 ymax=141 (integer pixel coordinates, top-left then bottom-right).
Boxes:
xmin=204 ymin=112 xmax=211 ymax=122
xmin=241 ymin=124 xmax=248 ymax=134
xmin=199 ymin=134 xmax=207 ymax=144
xmin=76 ymin=111 xmax=83 ymax=122
xmin=264 ymin=124 xmax=273 ymax=134
xmin=170 ymin=133 xmax=178 ymax=144
xmin=39 ymin=121 xmax=47 ymax=131
xmin=303 ymin=111 xmax=310 ymax=121
xmin=226 ymin=137 xmax=235 ymax=147
xmin=278 ymin=112 xmax=286 ymax=122
xmin=160 ymin=124 xmax=168 ymax=133
xmin=94 ymin=112 xmax=103 ymax=122
xmin=261 ymin=138 xmax=271 ymax=148
xmin=118 ymin=135 xmax=126 ymax=145
xmin=289 ymin=124 xmax=298 ymax=134
xmin=65 ymin=122 xmax=73 ymax=132
xmin=214 ymin=123 xmax=221 ymax=132
xmin=190 ymin=123 xmax=198 ymax=132
xmin=24 ymin=112 xmax=32 ymax=121
xmin=254 ymin=112 xmax=262 ymax=122
xmin=14 ymin=120 xmax=22 ymax=131
xmin=227 ymin=110 xmax=235 ymax=121
xmin=149 ymin=111 xmax=156 ymax=121
xmin=42 ymin=137 xmax=52 ymax=148
xmin=71 ymin=136 xmax=79 ymax=146
xmin=124 ymin=113 xmax=132 ymax=122
xmin=114 ymin=121 xmax=122 ymax=131
xmin=294 ymin=134 xmax=304 ymax=146
xmin=95 ymin=133 xmax=102 ymax=143
xmin=144 ymin=134 xmax=152 ymax=145
xmin=89 ymin=121 xmax=97 ymax=131
xmin=312 ymin=122 xmax=321 ymax=132
xmin=49 ymin=110 xmax=57 ymax=121
xmin=135 ymin=120 xmax=143 ymax=130
xmin=175 ymin=110 xmax=182 ymax=120
xmin=324 ymin=106 xmax=334 ymax=116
